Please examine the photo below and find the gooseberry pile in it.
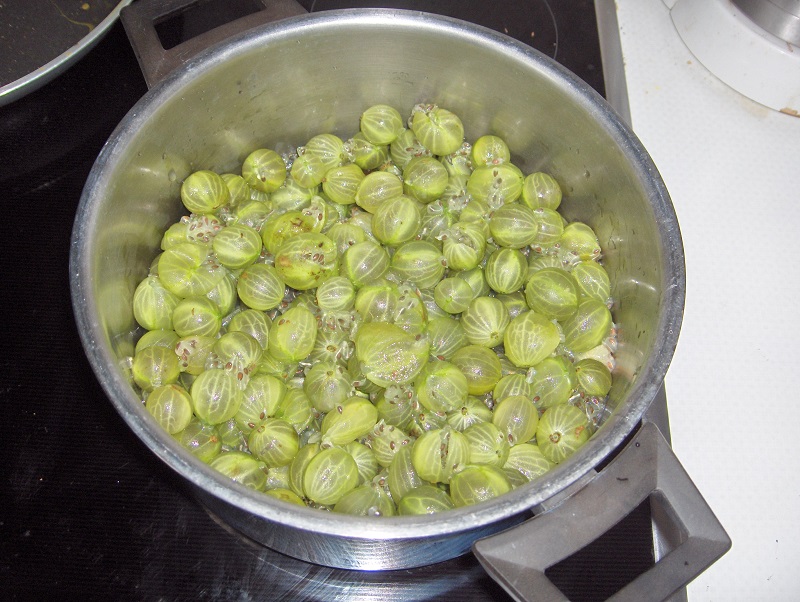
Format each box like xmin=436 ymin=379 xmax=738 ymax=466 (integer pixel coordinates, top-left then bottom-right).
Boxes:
xmin=130 ymin=103 xmax=617 ymax=516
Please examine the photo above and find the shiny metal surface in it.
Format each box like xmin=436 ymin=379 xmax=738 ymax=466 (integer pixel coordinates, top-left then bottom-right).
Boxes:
xmin=732 ymin=0 xmax=800 ymax=45
xmin=70 ymin=9 xmax=685 ymax=569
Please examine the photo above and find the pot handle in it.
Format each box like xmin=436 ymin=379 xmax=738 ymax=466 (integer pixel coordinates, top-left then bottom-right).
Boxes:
xmin=472 ymin=421 xmax=731 ymax=602
xmin=120 ymin=0 xmax=308 ymax=88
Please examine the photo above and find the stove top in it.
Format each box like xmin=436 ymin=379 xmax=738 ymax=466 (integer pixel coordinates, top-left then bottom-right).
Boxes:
xmin=0 ymin=2 xmax=658 ymax=600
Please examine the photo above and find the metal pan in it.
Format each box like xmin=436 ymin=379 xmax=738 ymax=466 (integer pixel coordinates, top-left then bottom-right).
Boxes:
xmin=0 ymin=0 xmax=131 ymax=106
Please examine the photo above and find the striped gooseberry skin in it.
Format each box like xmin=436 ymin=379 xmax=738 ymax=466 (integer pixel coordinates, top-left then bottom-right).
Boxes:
xmin=415 ymin=359 xmax=470 ymax=414
xmin=227 ymin=309 xmax=271 ymax=351
xmin=485 ymin=247 xmax=527 ymax=295
xmin=488 ymin=202 xmax=538 ymax=248
xmin=145 ymin=384 xmax=194 ymax=434
xmin=463 ymin=421 xmax=510 ymax=467
xmin=371 ymin=195 xmax=422 ymax=246
xmin=237 ymin=263 xmax=285 ymax=311
xmin=467 ymin=163 xmax=524 ymax=207
xmin=492 ymin=394 xmax=540 ymax=447
xmin=521 ymin=171 xmax=563 ymax=211
xmin=572 ymin=260 xmax=612 ymax=304
xmin=529 ymin=356 xmax=577 ymax=410
xmin=449 ymin=464 xmax=512 ymax=508
xmin=536 ymin=403 xmax=591 ymax=464
xmin=561 ymin=298 xmax=613 ymax=353
xmin=427 ymin=316 xmax=469 ymax=361
xmin=321 ymin=397 xmax=379 ymax=446
xmin=190 ymin=368 xmax=242 ymax=425
xmin=274 ymin=232 xmax=339 ymax=291
xmin=268 ymin=305 xmax=317 ymax=363
xmin=209 ymin=451 xmax=267 ymax=491
xmin=502 ymin=443 xmax=555 ymax=487
xmin=172 ymin=295 xmax=221 ymax=338
xmin=397 ymin=484 xmax=456 ymax=515
xmin=461 ymin=296 xmax=510 ymax=348
xmin=525 ymin=267 xmax=581 ymax=321
xmin=433 ymin=277 xmax=475 ymax=314
xmin=180 ymin=169 xmax=230 ymax=214
xmin=451 ymin=344 xmax=503 ymax=396
xmin=303 ymin=446 xmax=360 ymax=506
xmin=471 ymin=134 xmax=511 ymax=168
xmin=442 ymin=222 xmax=486 ymax=272
xmin=242 ymin=148 xmax=287 ymax=193
xmin=235 ymin=373 xmax=286 ymax=433
xmin=323 ymin=163 xmax=364 ymax=205
xmin=355 ymin=170 xmax=404 ymax=213
xmin=133 ymin=275 xmax=180 ymax=331
xmin=503 ymin=311 xmax=561 ymax=369
xmin=410 ymin=105 xmax=464 ymax=156
xmin=403 ymin=156 xmax=449 ymax=203
xmin=360 ymin=104 xmax=405 ymax=145
xmin=248 ymin=417 xmax=300 ymax=468
xmin=531 ymin=208 xmax=565 ymax=249
xmin=341 ymin=240 xmax=390 ymax=288
xmin=390 ymin=240 xmax=446 ymax=290
xmin=410 ymin=426 xmax=470 ymax=484
xmin=158 ymin=242 xmax=225 ymax=298
xmin=303 ymin=133 xmax=346 ymax=172
xmin=575 ymin=358 xmax=613 ymax=397
xmin=334 ymin=484 xmax=396 ymax=517
xmin=212 ymin=224 xmax=262 ymax=269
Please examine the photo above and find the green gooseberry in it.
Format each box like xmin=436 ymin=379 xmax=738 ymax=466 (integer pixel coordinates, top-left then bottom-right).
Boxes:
xmin=503 ymin=443 xmax=555 ymax=487
xmin=213 ymin=331 xmax=263 ymax=383
xmin=560 ymin=222 xmax=602 ymax=261
xmin=288 ymin=442 xmax=320 ymax=498
xmin=315 ymin=276 xmax=356 ymax=311
xmin=323 ymin=163 xmax=364 ymax=205
xmin=360 ymin=104 xmax=405 ymax=145
xmin=503 ymin=311 xmax=560 ymax=368
xmin=134 ymin=329 xmax=179 ymax=355
xmin=521 ymin=172 xmax=562 ymax=211
xmin=492 ymin=373 xmax=535 ymax=405
xmin=575 ymin=358 xmax=613 ymax=397
xmin=398 ymin=485 xmax=455 ymax=515
xmin=531 ymin=208 xmax=565 ymax=249
xmin=426 ymin=316 xmax=468 ymax=361
xmin=303 ymin=446 xmax=360 ymax=506
xmin=320 ymin=396 xmax=378 ymax=446
xmin=456 ymin=266 xmax=491 ymax=298
xmin=346 ymin=441 xmax=380 ymax=485
xmin=368 ymin=420 xmax=412 ymax=468
xmin=461 ymin=296 xmax=510 ymax=348
xmin=204 ymin=269 xmax=237 ymax=317
xmin=561 ymin=299 xmax=613 ymax=353
xmin=354 ymin=170 xmax=404 ymax=213
xmin=236 ymin=263 xmax=285 ymax=311
xmin=450 ymin=345 xmax=503 ymax=396
xmin=442 ymin=222 xmax=486 ymax=271
xmin=268 ymin=305 xmax=317 ymax=363
xmin=158 ymin=242 xmax=225 ymax=298
xmin=536 ymin=403 xmax=591 ymax=464
xmin=273 ymin=387 xmax=314 ymax=434
xmin=471 ymin=135 xmax=510 ymax=167
xmin=389 ymin=128 xmax=431 ymax=169
xmin=355 ymin=321 xmax=429 ymax=387
xmin=334 ymin=484 xmax=396 ymax=517
xmin=303 ymin=133 xmax=346 ymax=172
xmin=525 ymin=267 xmax=580 ymax=321
xmin=403 ymin=156 xmax=449 ymax=203
xmin=347 ymin=132 xmax=389 ymax=171
xmin=261 ymin=211 xmax=316 ymax=255
xmin=291 ymin=150 xmax=327 ymax=188
xmin=274 ymin=232 xmax=339 ymax=291
xmin=433 ymin=277 xmax=474 ymax=314
xmin=467 ymin=163 xmax=524 ymax=207
xmin=132 ymin=345 xmax=181 ymax=391
xmin=387 ymin=446 xmax=428 ymax=502
xmin=212 ymin=224 xmax=262 ymax=269
xmin=180 ymin=170 xmax=230 ymax=214
xmin=411 ymin=426 xmax=470 ymax=483
xmin=264 ymin=488 xmax=306 ymax=506
xmin=492 ymin=395 xmax=539 ymax=446
xmin=529 ymin=356 xmax=577 ymax=409
xmin=489 ymin=202 xmax=538 ymax=249
xmin=445 ymin=396 xmax=493 ymax=432
xmin=175 ymin=335 xmax=216 ymax=375
xmin=485 ymin=248 xmax=527 ymax=295
xmin=242 ymin=148 xmax=287 ymax=193
xmin=572 ymin=260 xmax=612 ymax=304
xmin=248 ymin=417 xmax=300 ymax=468
xmin=390 ymin=240 xmax=446 ymax=289
xmin=209 ymin=451 xmax=267 ymax=491
xmin=133 ymin=275 xmax=181 ymax=331
xmin=228 ymin=309 xmax=272 ymax=351
xmin=145 ymin=384 xmax=194 ymax=434
xmin=464 ymin=421 xmax=510 ymax=467
xmin=371 ymin=195 xmax=422 ymax=246
xmin=190 ymin=368 xmax=243 ymax=425
xmin=175 ymin=417 xmax=222 ymax=463
xmin=495 ymin=291 xmax=529 ymax=320
xmin=449 ymin=464 xmax=512 ymax=507
xmin=221 ymin=173 xmax=251 ymax=207
xmin=236 ymin=373 xmax=286 ymax=432
xmin=326 ymin=221 xmax=368 ymax=256
xmin=233 ymin=199 xmax=271 ymax=232
xmin=415 ymin=359 xmax=470 ymax=413
xmin=410 ymin=104 xmax=464 ymax=156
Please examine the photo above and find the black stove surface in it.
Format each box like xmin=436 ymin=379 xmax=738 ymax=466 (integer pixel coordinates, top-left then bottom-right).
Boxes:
xmin=1 ymin=2 xmax=654 ymax=600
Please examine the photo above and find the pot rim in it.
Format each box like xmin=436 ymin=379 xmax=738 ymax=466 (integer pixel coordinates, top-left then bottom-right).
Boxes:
xmin=70 ymin=8 xmax=685 ymax=541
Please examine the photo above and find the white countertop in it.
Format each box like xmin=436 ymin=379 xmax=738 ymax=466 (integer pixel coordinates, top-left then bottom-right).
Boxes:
xmin=605 ymin=0 xmax=800 ymax=599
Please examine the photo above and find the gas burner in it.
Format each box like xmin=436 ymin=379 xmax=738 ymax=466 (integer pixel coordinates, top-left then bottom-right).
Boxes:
xmin=666 ymin=0 xmax=800 ymax=116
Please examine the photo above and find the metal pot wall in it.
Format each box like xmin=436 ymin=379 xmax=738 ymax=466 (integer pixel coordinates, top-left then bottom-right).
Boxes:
xmin=69 ymin=5 xmax=725 ymax=596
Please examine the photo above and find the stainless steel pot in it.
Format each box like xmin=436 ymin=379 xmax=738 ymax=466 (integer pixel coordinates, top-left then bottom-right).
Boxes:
xmin=70 ymin=4 xmax=728 ymax=598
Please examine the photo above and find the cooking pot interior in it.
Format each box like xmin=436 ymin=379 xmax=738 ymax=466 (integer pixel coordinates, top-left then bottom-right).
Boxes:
xmin=72 ymin=9 xmax=683 ymax=567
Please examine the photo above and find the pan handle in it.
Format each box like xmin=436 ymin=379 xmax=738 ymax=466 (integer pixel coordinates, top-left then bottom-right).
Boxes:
xmin=472 ymin=421 xmax=731 ymax=602
xmin=120 ymin=0 xmax=307 ymax=88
